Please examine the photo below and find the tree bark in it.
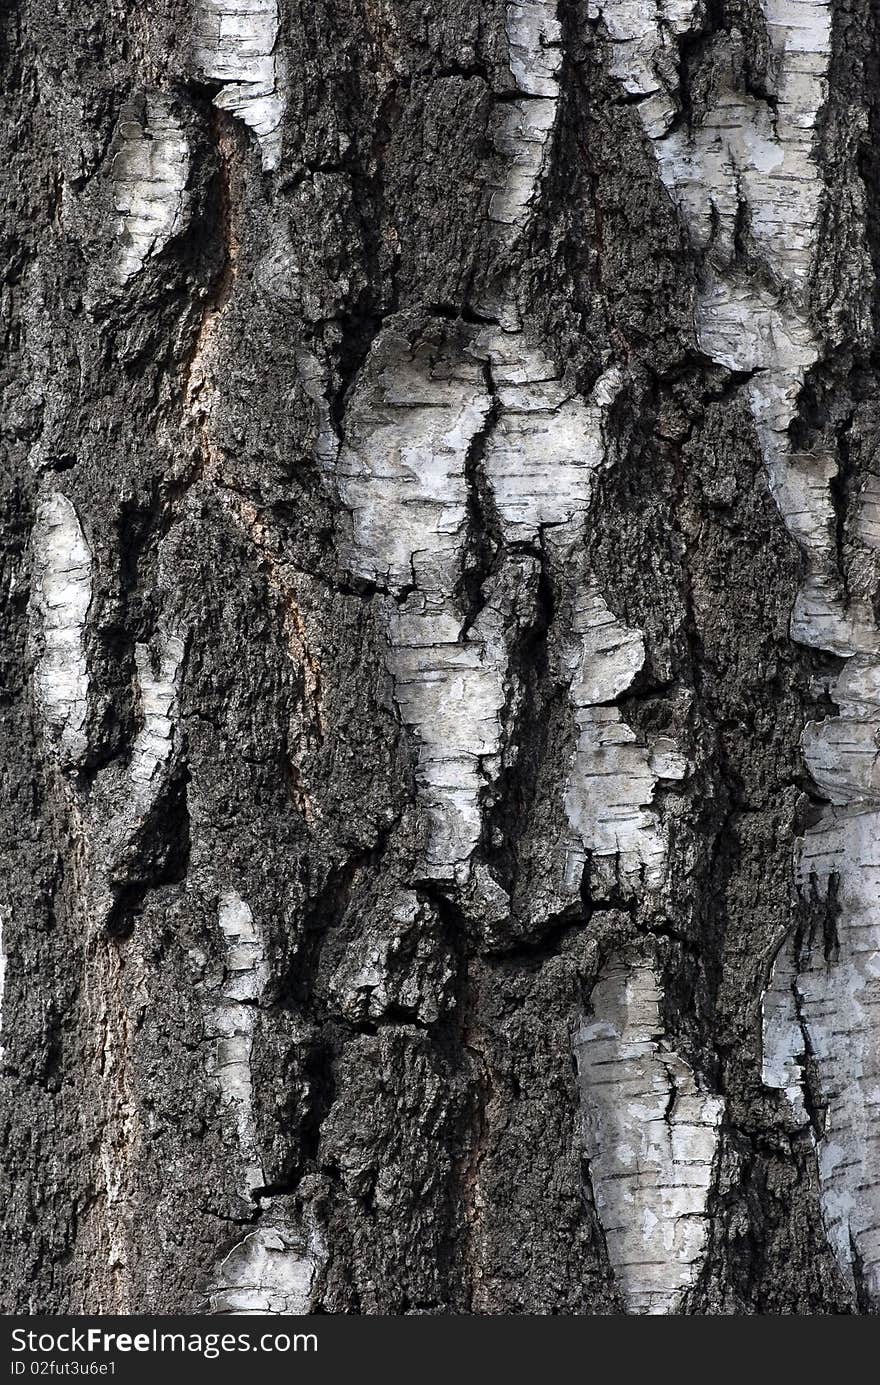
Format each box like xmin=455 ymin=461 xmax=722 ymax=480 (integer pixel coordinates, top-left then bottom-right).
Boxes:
xmin=1 ymin=0 xmax=878 ymax=1315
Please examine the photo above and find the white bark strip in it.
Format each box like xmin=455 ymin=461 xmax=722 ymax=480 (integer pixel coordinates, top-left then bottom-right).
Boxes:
xmin=209 ymin=1225 xmax=324 ymax=1314
xmin=595 ymin=0 xmax=880 ymax=1306
xmin=29 ymin=490 xmax=92 ymax=766
xmin=205 ymin=891 xmax=325 ymax=1313
xmin=477 ymin=340 xmax=618 ymax=536
xmin=563 ymin=585 xmax=687 ymax=892
xmin=0 ymin=907 xmax=7 ymax=1066
xmin=764 ymin=679 xmax=880 ymax=1299
xmin=86 ymin=630 xmax=186 ymax=937
xmin=324 ymin=2 xmax=684 ymax=891
xmin=794 ymin=806 xmax=880 ymax=1302
xmin=130 ymin=633 xmax=186 ymax=802
xmin=206 ymin=890 xmax=268 ymax=1194
xmin=597 ymin=0 xmax=838 ymax=640
xmin=760 ymin=931 xmax=809 ymax=1129
xmin=574 ymin=954 xmax=724 ymax=1314
xmin=486 ymin=2 xmax=561 ymax=254
xmin=194 ymin=0 xmax=284 ymax=170
xmin=113 ymin=96 xmax=189 ymax=284
xmin=334 ymin=344 xmax=504 ymax=880
xmin=487 ymin=5 xmax=686 ymax=897
xmin=587 ymin=0 xmax=699 ymax=139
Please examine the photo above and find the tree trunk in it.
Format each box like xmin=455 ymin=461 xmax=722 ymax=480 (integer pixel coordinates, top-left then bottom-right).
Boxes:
xmin=2 ymin=0 xmax=878 ymax=1315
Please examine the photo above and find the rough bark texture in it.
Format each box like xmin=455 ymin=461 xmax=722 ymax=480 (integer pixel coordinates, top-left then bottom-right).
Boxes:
xmin=2 ymin=0 xmax=879 ymax=1315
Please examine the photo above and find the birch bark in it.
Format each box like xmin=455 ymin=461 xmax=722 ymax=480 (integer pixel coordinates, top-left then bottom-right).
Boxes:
xmin=1 ymin=0 xmax=878 ymax=1313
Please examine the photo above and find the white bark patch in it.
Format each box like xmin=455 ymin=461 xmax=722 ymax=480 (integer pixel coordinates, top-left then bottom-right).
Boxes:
xmin=587 ymin=0 xmax=699 ymax=138
xmin=388 ymin=598 xmax=508 ymax=878
xmin=204 ymin=893 xmax=325 ymax=1314
xmin=29 ymin=491 xmax=92 ymax=766
xmin=506 ymin=0 xmax=563 ymax=97
xmin=760 ymin=932 xmax=809 ymax=1128
xmin=0 ymin=907 xmax=7 ymax=1065
xmin=761 ymin=541 xmax=880 ymax=1302
xmin=488 ymin=97 xmax=558 ymax=238
xmin=487 ymin=7 xmax=686 ymax=896
xmin=209 ymin=1225 xmax=323 ymax=1314
xmin=794 ymin=808 xmax=880 ymax=1300
xmin=574 ymin=955 xmax=724 ymax=1314
xmin=194 ymin=0 xmax=284 ymax=170
xmin=601 ymin=0 xmax=836 ymax=649
xmin=563 ymin=586 xmax=686 ymax=892
xmin=81 ymin=623 xmax=186 ymax=932
xmin=856 ymin=474 xmax=880 ymax=551
xmin=599 ymin=0 xmax=880 ymax=1306
xmin=206 ymin=890 xmax=268 ymax=1193
xmin=335 ymin=348 xmax=490 ymax=593
xmin=113 ymin=97 xmax=189 ymax=283
xmin=477 ymin=335 xmax=618 ymax=536
xmin=657 ymin=3 xmax=830 ymax=281
xmin=333 ymin=333 xmax=652 ymax=886
xmin=470 ymin=329 xmax=681 ymax=897
xmin=803 ymin=659 xmax=880 ymax=805
xmin=320 ymin=4 xmax=683 ymax=889
xmin=469 ymin=328 xmax=682 ymax=891
xmin=764 ymin=658 xmax=880 ymax=1298
xmin=130 ymin=632 xmax=185 ymax=801
xmin=334 ymin=344 xmax=506 ymax=880
xmin=483 ymin=3 xmax=561 ymax=318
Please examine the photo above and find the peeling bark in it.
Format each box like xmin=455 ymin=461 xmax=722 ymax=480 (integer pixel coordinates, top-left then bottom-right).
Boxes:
xmin=112 ymin=96 xmax=190 ymax=284
xmin=574 ymin=952 xmax=723 ymax=1314
xmin=194 ymin=0 xmax=285 ymax=170
xmin=29 ymin=491 xmax=92 ymax=766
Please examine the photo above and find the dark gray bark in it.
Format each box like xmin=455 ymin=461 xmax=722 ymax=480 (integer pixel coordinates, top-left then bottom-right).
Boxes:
xmin=1 ymin=0 xmax=878 ymax=1313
